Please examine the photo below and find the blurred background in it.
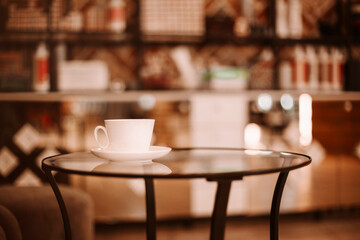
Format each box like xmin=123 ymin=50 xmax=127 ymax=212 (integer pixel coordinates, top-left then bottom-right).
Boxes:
xmin=0 ymin=0 xmax=359 ymax=235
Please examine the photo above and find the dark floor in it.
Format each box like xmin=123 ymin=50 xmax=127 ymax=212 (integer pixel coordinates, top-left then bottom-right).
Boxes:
xmin=95 ymin=210 xmax=360 ymax=240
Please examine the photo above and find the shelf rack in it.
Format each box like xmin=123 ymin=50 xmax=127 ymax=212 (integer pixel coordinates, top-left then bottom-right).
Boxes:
xmin=0 ymin=0 xmax=359 ymax=93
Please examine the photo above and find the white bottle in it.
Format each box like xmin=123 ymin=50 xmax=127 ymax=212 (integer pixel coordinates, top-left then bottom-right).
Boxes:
xmin=279 ymin=61 xmax=293 ymax=89
xmin=293 ymin=45 xmax=306 ymax=90
xmin=318 ymin=47 xmax=331 ymax=91
xmin=56 ymin=42 xmax=67 ymax=63
xmin=242 ymin=0 xmax=255 ymax=24
xmin=306 ymin=46 xmax=319 ymax=90
xmin=288 ymin=0 xmax=302 ymax=38
xmin=33 ymin=42 xmax=50 ymax=92
xmin=108 ymin=0 xmax=126 ymax=33
xmin=330 ymin=48 xmax=344 ymax=91
xmin=276 ymin=0 xmax=289 ymax=38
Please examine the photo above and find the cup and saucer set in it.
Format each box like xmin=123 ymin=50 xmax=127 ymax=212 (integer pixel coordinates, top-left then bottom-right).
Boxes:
xmin=90 ymin=119 xmax=171 ymax=163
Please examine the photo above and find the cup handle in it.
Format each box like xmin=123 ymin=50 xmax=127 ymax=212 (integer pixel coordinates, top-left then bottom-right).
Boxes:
xmin=94 ymin=126 xmax=109 ymax=149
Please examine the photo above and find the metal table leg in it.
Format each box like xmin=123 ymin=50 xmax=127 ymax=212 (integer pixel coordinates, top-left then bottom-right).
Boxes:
xmin=210 ymin=180 xmax=232 ymax=240
xmin=42 ymin=165 xmax=72 ymax=240
xmin=270 ymin=171 xmax=289 ymax=240
xmin=145 ymin=178 xmax=156 ymax=240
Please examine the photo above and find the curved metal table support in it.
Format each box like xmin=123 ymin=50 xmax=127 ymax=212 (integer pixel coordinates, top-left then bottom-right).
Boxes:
xmin=207 ymin=171 xmax=289 ymax=240
xmin=43 ymin=166 xmax=158 ymax=240
xmin=42 ymin=165 xmax=72 ymax=240
xmin=270 ymin=171 xmax=289 ymax=240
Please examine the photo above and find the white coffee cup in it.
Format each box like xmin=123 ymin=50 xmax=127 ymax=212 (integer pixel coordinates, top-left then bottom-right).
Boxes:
xmin=94 ymin=119 xmax=155 ymax=152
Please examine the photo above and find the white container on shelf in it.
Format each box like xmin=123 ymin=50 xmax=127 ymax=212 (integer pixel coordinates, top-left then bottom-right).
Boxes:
xmin=306 ymin=46 xmax=319 ymax=90
xmin=170 ymin=47 xmax=200 ymax=89
xmin=276 ymin=0 xmax=289 ymax=38
xmin=279 ymin=61 xmax=293 ymax=89
xmin=318 ymin=47 xmax=331 ymax=91
xmin=293 ymin=45 xmax=306 ymax=90
xmin=209 ymin=67 xmax=249 ymax=90
xmin=288 ymin=0 xmax=302 ymax=38
xmin=33 ymin=42 xmax=50 ymax=92
xmin=330 ymin=48 xmax=344 ymax=91
xmin=58 ymin=60 xmax=109 ymax=91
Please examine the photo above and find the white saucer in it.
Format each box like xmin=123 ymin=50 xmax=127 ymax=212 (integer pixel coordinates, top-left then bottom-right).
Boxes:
xmin=90 ymin=146 xmax=172 ymax=162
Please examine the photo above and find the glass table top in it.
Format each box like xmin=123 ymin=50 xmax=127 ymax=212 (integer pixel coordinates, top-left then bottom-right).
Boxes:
xmin=42 ymin=148 xmax=311 ymax=179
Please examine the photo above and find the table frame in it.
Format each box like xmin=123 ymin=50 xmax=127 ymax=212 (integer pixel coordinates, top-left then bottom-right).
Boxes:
xmin=42 ymin=148 xmax=309 ymax=240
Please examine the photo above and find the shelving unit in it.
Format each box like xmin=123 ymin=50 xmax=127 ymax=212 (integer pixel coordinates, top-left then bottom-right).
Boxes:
xmin=0 ymin=0 xmax=359 ymax=94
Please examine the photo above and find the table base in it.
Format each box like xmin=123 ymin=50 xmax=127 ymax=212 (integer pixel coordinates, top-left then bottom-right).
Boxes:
xmin=43 ymin=169 xmax=290 ymax=240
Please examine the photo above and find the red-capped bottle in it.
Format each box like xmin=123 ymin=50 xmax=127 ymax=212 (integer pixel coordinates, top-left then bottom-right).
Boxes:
xmin=33 ymin=42 xmax=50 ymax=92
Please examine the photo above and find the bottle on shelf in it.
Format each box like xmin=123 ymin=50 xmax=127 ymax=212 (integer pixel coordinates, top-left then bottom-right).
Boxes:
xmin=279 ymin=61 xmax=293 ymax=89
xmin=55 ymin=42 xmax=67 ymax=63
xmin=107 ymin=0 xmax=126 ymax=33
xmin=293 ymin=45 xmax=306 ymax=90
xmin=33 ymin=42 xmax=50 ymax=92
xmin=306 ymin=46 xmax=319 ymax=90
xmin=241 ymin=0 xmax=255 ymax=26
xmin=288 ymin=0 xmax=302 ymax=38
xmin=318 ymin=47 xmax=331 ymax=91
xmin=330 ymin=48 xmax=344 ymax=91
xmin=276 ymin=0 xmax=289 ymax=38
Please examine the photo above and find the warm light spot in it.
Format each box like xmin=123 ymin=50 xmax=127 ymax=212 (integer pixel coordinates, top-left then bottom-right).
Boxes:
xmin=257 ymin=93 xmax=273 ymax=112
xmin=344 ymin=101 xmax=352 ymax=112
xmin=138 ymin=94 xmax=156 ymax=110
xmin=244 ymin=123 xmax=261 ymax=148
xmin=299 ymin=94 xmax=312 ymax=147
xmin=280 ymin=94 xmax=294 ymax=111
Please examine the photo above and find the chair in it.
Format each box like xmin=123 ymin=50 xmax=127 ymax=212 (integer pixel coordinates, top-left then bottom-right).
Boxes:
xmin=0 ymin=185 xmax=94 ymax=240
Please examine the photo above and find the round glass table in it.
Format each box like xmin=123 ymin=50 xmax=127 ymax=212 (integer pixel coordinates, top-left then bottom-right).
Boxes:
xmin=42 ymin=147 xmax=311 ymax=240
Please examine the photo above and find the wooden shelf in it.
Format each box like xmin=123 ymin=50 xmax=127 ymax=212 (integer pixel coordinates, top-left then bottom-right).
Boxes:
xmin=0 ymin=31 xmax=353 ymax=46
xmin=274 ymin=36 xmax=348 ymax=46
xmin=0 ymin=32 xmax=49 ymax=43
xmin=0 ymin=90 xmax=359 ymax=102
xmin=49 ymin=32 xmax=135 ymax=44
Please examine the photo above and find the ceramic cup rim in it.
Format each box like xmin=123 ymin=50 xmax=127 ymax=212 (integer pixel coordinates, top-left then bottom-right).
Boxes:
xmin=104 ymin=119 xmax=155 ymax=122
